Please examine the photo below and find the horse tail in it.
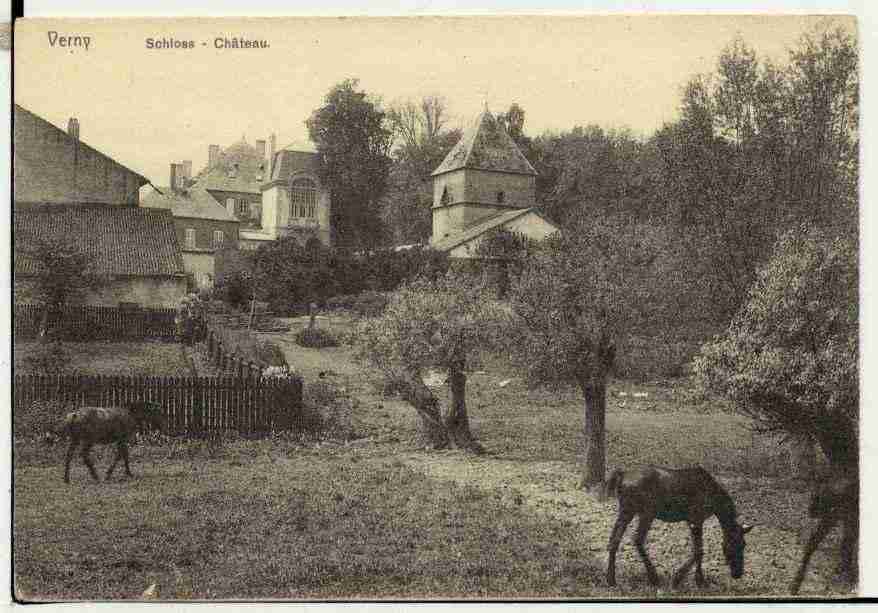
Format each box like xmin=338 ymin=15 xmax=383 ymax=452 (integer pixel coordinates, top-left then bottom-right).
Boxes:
xmin=601 ymin=469 xmax=624 ymax=501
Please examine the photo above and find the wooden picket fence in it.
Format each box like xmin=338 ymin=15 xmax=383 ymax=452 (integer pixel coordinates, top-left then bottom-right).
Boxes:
xmin=14 ymin=304 xmax=178 ymax=341
xmin=14 ymin=373 xmax=304 ymax=436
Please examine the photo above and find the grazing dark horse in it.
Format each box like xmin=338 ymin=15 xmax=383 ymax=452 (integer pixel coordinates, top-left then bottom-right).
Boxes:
xmin=603 ymin=466 xmax=753 ymax=588
xmin=55 ymin=400 xmax=163 ymax=483
xmin=790 ymin=471 xmax=858 ymax=594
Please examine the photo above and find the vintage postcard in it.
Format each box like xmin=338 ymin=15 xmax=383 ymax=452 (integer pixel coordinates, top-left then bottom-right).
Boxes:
xmin=12 ymin=15 xmax=860 ymax=601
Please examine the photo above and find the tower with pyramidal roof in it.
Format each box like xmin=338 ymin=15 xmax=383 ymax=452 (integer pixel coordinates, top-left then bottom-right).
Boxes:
xmin=429 ymin=106 xmax=559 ymax=257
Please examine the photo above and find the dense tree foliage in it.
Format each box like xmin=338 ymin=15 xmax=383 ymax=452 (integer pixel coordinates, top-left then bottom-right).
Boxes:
xmin=307 ymin=79 xmax=394 ymax=250
xmin=694 ymin=228 xmax=858 ymax=469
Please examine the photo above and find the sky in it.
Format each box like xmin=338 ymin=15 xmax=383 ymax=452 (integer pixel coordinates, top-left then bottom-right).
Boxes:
xmin=14 ymin=15 xmax=855 ymax=186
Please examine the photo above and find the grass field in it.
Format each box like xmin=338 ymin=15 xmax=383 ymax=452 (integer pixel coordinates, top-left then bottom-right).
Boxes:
xmin=13 ymin=332 xmax=852 ymax=600
xmin=14 ymin=341 xmax=194 ymax=377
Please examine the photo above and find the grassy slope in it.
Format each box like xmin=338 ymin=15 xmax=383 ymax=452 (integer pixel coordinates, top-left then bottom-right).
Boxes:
xmin=14 ymin=342 xmax=193 ymax=377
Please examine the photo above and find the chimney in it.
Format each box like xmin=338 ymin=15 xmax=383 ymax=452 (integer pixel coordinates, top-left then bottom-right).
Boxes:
xmin=208 ymin=144 xmax=220 ymax=167
xmin=169 ymin=163 xmax=178 ymax=193
xmin=67 ymin=117 xmax=80 ymax=140
xmin=182 ymin=160 xmax=192 ymax=182
xmin=255 ymin=139 xmax=266 ymax=159
xmin=268 ymin=133 xmax=276 ymax=177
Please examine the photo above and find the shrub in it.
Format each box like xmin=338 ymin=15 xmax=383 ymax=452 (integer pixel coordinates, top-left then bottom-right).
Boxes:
xmin=295 ymin=326 xmax=339 ymax=348
xmin=209 ymin=324 xmax=288 ymax=368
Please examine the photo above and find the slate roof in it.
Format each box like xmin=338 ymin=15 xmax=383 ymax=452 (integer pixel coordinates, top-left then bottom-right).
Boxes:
xmin=432 ymin=108 xmax=537 ymax=177
xmin=431 ymin=208 xmax=535 ymax=252
xmin=269 ymin=147 xmax=321 ymax=182
xmin=142 ymin=186 xmax=239 ymax=222
xmin=14 ymin=205 xmax=185 ymax=277
xmin=196 ymin=139 xmax=265 ymax=195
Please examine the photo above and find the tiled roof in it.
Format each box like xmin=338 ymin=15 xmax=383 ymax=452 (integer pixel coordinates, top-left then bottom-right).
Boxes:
xmin=14 ymin=205 xmax=185 ymax=277
xmin=14 ymin=104 xmax=150 ymax=187
xmin=142 ymin=186 xmax=240 ymax=222
xmin=432 ymin=108 xmax=537 ymax=177
xmin=431 ymin=208 xmax=534 ymax=252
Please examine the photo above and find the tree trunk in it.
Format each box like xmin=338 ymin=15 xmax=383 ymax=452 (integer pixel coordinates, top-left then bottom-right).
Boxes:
xmin=444 ymin=364 xmax=484 ymax=454
xmin=790 ymin=433 xmax=817 ymax=480
xmin=396 ymin=373 xmax=450 ymax=450
xmin=580 ymin=380 xmax=607 ymax=489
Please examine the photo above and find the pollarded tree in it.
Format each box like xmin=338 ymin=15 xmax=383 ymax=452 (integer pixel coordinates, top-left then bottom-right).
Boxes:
xmin=356 ymin=272 xmax=510 ymax=453
xmin=694 ymin=227 xmax=858 ymax=470
xmin=509 ymin=217 xmax=661 ymax=488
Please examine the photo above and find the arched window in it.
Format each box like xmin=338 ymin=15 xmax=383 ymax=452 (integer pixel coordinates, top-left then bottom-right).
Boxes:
xmin=291 ymin=178 xmax=317 ymax=218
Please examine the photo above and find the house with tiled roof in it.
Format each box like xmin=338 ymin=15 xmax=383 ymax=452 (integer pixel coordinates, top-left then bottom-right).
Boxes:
xmin=13 ymin=104 xmax=149 ymax=207
xmin=141 ymin=183 xmax=240 ymax=289
xmin=14 ymin=205 xmax=187 ymax=307
xmin=430 ymin=106 xmax=559 ymax=258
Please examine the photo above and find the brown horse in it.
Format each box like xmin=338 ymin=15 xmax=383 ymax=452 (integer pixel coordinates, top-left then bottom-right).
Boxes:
xmin=603 ymin=466 xmax=753 ymax=588
xmin=55 ymin=401 xmax=163 ymax=483
xmin=790 ymin=471 xmax=858 ymax=594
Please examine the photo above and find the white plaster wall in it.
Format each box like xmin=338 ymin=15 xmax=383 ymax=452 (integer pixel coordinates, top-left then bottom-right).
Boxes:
xmin=447 ymin=212 xmax=559 ymax=259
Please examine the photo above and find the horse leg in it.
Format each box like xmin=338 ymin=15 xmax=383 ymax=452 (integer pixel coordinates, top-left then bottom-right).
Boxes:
xmin=672 ymin=522 xmax=705 ymax=588
xmin=837 ymin=512 xmax=858 ymax=589
xmin=80 ymin=442 xmax=100 ymax=482
xmin=106 ymin=442 xmax=122 ymax=480
xmin=121 ymin=442 xmax=133 ymax=478
xmin=790 ymin=513 xmax=836 ymax=595
xmin=606 ymin=509 xmax=634 ymax=587
xmin=632 ymin=513 xmax=660 ymax=586
xmin=64 ymin=439 xmax=77 ymax=483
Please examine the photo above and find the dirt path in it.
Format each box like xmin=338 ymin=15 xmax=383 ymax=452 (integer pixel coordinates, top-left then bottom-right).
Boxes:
xmin=274 ymin=335 xmax=848 ymax=597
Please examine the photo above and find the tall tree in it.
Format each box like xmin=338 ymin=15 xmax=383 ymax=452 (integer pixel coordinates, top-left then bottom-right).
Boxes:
xmin=307 ymin=79 xmax=394 ymax=251
xmin=381 ymin=96 xmax=461 ymax=245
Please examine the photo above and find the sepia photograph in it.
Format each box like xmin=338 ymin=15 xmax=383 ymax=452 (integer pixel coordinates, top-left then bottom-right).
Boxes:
xmin=11 ymin=14 xmax=859 ymax=600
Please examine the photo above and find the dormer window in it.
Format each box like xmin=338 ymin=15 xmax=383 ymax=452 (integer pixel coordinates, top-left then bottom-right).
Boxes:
xmin=496 ymin=191 xmax=505 ymax=204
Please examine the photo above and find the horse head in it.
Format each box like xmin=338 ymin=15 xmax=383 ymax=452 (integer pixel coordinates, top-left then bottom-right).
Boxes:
xmin=723 ymin=522 xmax=754 ymax=579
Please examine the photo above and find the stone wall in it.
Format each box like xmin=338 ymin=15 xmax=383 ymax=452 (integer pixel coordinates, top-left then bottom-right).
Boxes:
xmin=14 ymin=106 xmax=143 ymax=205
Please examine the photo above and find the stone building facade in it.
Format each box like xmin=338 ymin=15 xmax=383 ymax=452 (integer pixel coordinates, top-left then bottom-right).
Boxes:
xmin=13 ymin=104 xmax=148 ymax=206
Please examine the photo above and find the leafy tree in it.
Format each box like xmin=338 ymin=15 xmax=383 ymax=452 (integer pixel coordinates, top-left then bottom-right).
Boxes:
xmin=307 ymin=79 xmax=394 ymax=250
xmin=509 ymin=217 xmax=661 ymax=487
xmin=16 ymin=231 xmax=106 ymax=341
xmin=380 ymin=129 xmax=461 ymax=245
xmin=357 ymin=273 xmax=509 ymax=452
xmin=250 ymin=236 xmax=337 ymax=314
xmin=694 ymin=227 xmax=857 ymax=470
